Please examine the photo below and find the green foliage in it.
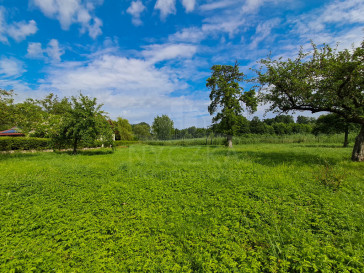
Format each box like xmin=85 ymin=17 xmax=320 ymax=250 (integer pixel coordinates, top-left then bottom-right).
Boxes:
xmin=257 ymin=40 xmax=364 ymax=160
xmin=132 ymin=122 xmax=151 ymax=140
xmin=0 ymin=137 xmax=51 ymax=151
xmin=0 ymin=89 xmax=15 ymax=131
xmin=315 ymin=163 xmax=346 ymax=192
xmin=114 ymin=117 xmax=134 ymax=141
xmin=53 ymin=93 xmax=113 ymax=154
xmin=207 ymin=62 xmax=257 ymax=139
xmin=152 ymin=115 xmax=174 ymax=140
xmin=0 ymin=144 xmax=363 ymax=272
xmin=313 ymin=114 xmax=359 ymax=135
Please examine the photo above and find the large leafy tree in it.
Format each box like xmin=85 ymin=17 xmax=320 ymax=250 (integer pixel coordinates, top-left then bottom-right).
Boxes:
xmin=258 ymin=41 xmax=364 ymax=161
xmin=152 ymin=115 xmax=174 ymax=140
xmin=55 ymin=93 xmax=113 ymax=154
xmin=206 ymin=62 xmax=257 ymax=147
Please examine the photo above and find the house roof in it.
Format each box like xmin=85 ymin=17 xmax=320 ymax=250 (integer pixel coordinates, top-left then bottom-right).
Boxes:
xmin=0 ymin=127 xmax=24 ymax=136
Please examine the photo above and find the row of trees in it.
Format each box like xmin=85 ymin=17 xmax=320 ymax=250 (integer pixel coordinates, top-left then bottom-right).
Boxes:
xmin=206 ymin=40 xmax=364 ymax=161
xmin=0 ymin=91 xmax=113 ymax=154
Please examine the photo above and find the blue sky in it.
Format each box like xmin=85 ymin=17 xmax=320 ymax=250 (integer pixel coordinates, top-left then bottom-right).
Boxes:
xmin=0 ymin=0 xmax=363 ymax=128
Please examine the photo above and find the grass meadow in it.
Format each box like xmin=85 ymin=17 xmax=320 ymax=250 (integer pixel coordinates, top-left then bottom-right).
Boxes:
xmin=0 ymin=143 xmax=363 ymax=272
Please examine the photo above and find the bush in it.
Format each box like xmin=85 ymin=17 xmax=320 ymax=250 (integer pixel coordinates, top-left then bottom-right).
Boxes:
xmin=0 ymin=137 xmax=51 ymax=151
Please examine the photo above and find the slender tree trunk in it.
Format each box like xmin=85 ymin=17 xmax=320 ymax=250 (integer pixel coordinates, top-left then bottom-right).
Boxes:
xmin=73 ymin=138 xmax=78 ymax=155
xmin=343 ymin=124 xmax=349 ymax=147
xmin=351 ymin=124 xmax=364 ymax=161
xmin=227 ymin=135 xmax=233 ymax=148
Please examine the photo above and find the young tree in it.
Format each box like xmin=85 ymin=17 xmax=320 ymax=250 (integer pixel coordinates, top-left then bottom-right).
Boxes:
xmin=207 ymin=62 xmax=257 ymax=147
xmin=55 ymin=93 xmax=113 ymax=154
xmin=257 ymin=41 xmax=364 ymax=161
xmin=114 ymin=117 xmax=134 ymax=140
xmin=152 ymin=115 xmax=174 ymax=140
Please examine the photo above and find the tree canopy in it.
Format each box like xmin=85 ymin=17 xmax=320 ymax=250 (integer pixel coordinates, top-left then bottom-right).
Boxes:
xmin=152 ymin=115 xmax=174 ymax=140
xmin=206 ymin=62 xmax=257 ymax=147
xmin=257 ymin=40 xmax=364 ymax=161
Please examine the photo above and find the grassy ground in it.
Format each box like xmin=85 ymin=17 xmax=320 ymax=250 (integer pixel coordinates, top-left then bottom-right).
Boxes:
xmin=0 ymin=144 xmax=363 ymax=272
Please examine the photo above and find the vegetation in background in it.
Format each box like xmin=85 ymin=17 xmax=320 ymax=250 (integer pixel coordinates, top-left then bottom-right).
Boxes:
xmin=152 ymin=114 xmax=174 ymax=140
xmin=132 ymin=122 xmax=152 ymax=140
xmin=313 ymin=114 xmax=360 ymax=147
xmin=113 ymin=117 xmax=134 ymax=141
xmin=206 ymin=62 xmax=257 ymax=147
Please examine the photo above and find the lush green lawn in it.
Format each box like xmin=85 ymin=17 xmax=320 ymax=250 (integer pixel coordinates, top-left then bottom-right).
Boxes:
xmin=0 ymin=144 xmax=363 ymax=272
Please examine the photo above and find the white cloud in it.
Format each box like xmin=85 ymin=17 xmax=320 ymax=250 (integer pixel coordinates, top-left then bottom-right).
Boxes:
xmin=127 ymin=0 xmax=146 ymax=26
xmin=200 ymin=0 xmax=237 ymax=11
xmin=242 ymin=0 xmax=265 ymax=14
xmin=250 ymin=18 xmax=280 ymax=49
xmin=26 ymin=39 xmax=65 ymax=62
xmin=142 ymin=43 xmax=197 ymax=63
xmin=34 ymin=52 xmax=208 ymax=127
xmin=154 ymin=0 xmax=176 ymax=19
xmin=181 ymin=0 xmax=196 ymax=12
xmin=31 ymin=0 xmax=102 ymax=38
xmin=0 ymin=57 xmax=25 ymax=78
xmin=27 ymin=42 xmax=44 ymax=59
xmin=0 ymin=6 xmax=38 ymax=43
xmin=7 ymin=20 xmax=38 ymax=42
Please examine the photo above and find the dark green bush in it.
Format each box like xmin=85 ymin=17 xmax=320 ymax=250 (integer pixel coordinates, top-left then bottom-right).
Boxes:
xmin=0 ymin=137 xmax=51 ymax=151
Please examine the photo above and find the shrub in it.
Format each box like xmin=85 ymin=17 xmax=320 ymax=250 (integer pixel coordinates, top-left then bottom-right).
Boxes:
xmin=0 ymin=137 xmax=51 ymax=151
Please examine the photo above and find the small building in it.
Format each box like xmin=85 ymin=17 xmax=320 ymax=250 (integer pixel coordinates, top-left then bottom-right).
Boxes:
xmin=0 ymin=127 xmax=25 ymax=137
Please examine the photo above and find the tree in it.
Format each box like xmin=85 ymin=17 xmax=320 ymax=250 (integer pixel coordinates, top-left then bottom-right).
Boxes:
xmin=296 ymin=115 xmax=316 ymax=124
xmin=152 ymin=115 xmax=174 ymax=140
xmin=313 ymin=114 xmax=360 ymax=147
xmin=54 ymin=93 xmax=113 ymax=154
xmin=0 ymin=89 xmax=15 ymax=131
xmin=132 ymin=122 xmax=151 ymax=140
xmin=114 ymin=117 xmax=134 ymax=140
xmin=257 ymin=41 xmax=364 ymax=161
xmin=206 ymin=62 xmax=257 ymax=147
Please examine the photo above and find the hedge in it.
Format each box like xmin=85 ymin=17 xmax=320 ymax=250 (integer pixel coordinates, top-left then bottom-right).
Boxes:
xmin=0 ymin=137 xmax=51 ymax=151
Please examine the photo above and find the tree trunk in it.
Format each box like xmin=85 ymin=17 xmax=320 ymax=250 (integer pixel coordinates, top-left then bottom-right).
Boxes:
xmin=73 ymin=138 xmax=78 ymax=155
xmin=227 ymin=135 xmax=233 ymax=148
xmin=343 ymin=124 xmax=349 ymax=147
xmin=351 ymin=124 xmax=364 ymax=161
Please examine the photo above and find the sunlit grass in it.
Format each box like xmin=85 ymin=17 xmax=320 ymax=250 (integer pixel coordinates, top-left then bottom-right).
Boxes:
xmin=0 ymin=144 xmax=363 ymax=272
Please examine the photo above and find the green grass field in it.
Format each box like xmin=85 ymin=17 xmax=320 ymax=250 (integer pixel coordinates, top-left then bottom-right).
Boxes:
xmin=1 ymin=144 xmax=363 ymax=272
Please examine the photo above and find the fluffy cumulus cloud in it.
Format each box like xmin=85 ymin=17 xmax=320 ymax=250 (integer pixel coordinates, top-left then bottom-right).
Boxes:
xmin=37 ymin=51 xmax=208 ymax=127
xmin=31 ymin=0 xmax=102 ymax=38
xmin=0 ymin=57 xmax=25 ymax=78
xmin=0 ymin=6 xmax=38 ymax=43
xmin=27 ymin=39 xmax=65 ymax=62
xmin=181 ymin=0 xmax=196 ymax=12
xmin=126 ymin=0 xmax=146 ymax=26
xmin=154 ymin=0 xmax=176 ymax=19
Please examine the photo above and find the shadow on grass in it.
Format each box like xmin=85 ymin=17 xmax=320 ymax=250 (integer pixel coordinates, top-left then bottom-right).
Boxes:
xmin=55 ymin=149 xmax=114 ymax=156
xmin=0 ymin=152 xmax=40 ymax=161
xmin=295 ymin=144 xmax=349 ymax=149
xmin=213 ymin=149 xmax=342 ymax=166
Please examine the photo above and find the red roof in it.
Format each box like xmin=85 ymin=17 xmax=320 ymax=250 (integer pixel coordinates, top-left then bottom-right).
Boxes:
xmin=0 ymin=127 xmax=25 ymax=136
